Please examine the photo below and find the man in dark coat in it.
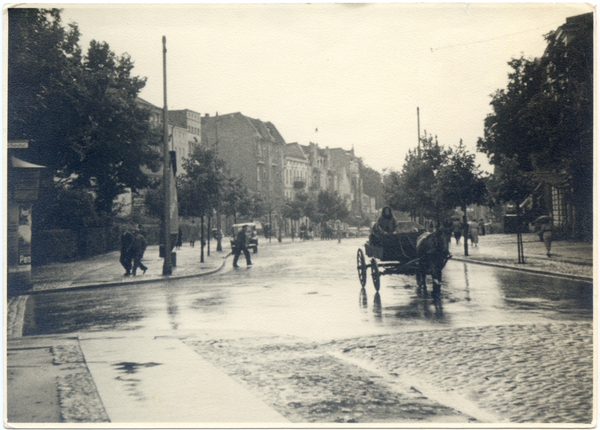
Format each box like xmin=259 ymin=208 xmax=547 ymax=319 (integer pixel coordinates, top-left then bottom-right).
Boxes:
xmin=233 ymin=225 xmax=252 ymax=268
xmin=131 ymin=228 xmax=148 ymax=276
xmin=120 ymin=226 xmax=134 ymax=276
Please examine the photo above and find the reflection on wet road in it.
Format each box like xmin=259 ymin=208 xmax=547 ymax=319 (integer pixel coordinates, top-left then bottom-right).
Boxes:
xmin=25 ymin=239 xmax=592 ymax=341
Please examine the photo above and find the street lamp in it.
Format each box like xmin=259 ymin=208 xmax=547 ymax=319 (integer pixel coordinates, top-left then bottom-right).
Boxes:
xmin=162 ymin=35 xmax=172 ymax=276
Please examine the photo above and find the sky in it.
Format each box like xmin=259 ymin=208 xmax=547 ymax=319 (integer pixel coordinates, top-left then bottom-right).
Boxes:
xmin=55 ymin=2 xmax=593 ymax=175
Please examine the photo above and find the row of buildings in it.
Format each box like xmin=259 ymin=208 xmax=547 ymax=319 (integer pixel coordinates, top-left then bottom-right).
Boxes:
xmin=126 ymin=101 xmax=379 ymax=227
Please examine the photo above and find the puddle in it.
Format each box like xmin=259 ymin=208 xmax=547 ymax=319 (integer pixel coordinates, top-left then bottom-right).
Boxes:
xmin=112 ymin=362 xmax=162 ymax=374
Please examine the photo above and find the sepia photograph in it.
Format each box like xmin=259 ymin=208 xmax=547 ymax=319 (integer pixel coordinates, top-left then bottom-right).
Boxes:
xmin=5 ymin=2 xmax=595 ymax=427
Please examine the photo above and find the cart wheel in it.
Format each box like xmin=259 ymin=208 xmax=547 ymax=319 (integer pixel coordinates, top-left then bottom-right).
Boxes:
xmin=357 ymin=249 xmax=367 ymax=287
xmin=371 ymin=258 xmax=380 ymax=291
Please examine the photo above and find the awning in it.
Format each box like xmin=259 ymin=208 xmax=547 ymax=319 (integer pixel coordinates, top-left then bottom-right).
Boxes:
xmin=11 ymin=156 xmax=44 ymax=169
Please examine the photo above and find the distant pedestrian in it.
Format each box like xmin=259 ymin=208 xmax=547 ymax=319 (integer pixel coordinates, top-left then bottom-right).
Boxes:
xmin=175 ymin=226 xmax=183 ymax=250
xmin=478 ymin=219 xmax=486 ymax=236
xmin=120 ymin=226 xmax=134 ymax=276
xmin=538 ymin=218 xmax=553 ymax=257
xmin=131 ymin=227 xmax=148 ymax=276
xmin=452 ymin=220 xmax=462 ymax=244
xmin=190 ymin=220 xmax=198 ymax=247
xmin=233 ymin=224 xmax=252 ymax=268
xmin=469 ymin=221 xmax=479 ymax=247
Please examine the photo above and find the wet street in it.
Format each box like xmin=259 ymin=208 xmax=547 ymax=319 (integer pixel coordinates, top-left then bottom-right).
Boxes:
xmin=25 ymin=238 xmax=592 ymax=338
xmin=20 ymin=238 xmax=594 ymax=423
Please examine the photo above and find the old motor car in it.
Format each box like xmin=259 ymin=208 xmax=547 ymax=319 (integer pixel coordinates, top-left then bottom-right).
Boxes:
xmin=230 ymin=223 xmax=259 ymax=253
xmin=358 ymin=227 xmax=371 ymax=237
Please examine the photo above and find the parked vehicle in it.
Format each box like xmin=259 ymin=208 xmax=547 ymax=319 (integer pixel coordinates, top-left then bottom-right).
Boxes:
xmin=347 ymin=227 xmax=358 ymax=237
xmin=358 ymin=227 xmax=371 ymax=237
xmin=230 ymin=223 xmax=259 ymax=253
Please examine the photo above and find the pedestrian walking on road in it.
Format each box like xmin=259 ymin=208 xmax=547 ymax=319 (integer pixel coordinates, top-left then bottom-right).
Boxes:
xmin=131 ymin=228 xmax=148 ymax=276
xmin=233 ymin=224 xmax=252 ymax=268
xmin=120 ymin=226 xmax=134 ymax=276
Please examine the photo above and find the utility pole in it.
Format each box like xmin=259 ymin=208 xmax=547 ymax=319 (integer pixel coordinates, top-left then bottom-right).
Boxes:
xmin=417 ymin=106 xmax=423 ymax=225
xmin=162 ymin=36 xmax=172 ymax=276
xmin=417 ymin=107 xmax=421 ymax=158
xmin=215 ymin=113 xmax=222 ymax=252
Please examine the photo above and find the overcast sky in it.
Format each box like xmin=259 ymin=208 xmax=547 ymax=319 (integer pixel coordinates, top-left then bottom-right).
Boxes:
xmin=58 ymin=3 xmax=592 ymax=174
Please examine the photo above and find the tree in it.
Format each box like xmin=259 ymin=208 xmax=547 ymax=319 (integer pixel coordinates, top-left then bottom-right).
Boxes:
xmin=477 ymin=16 xmax=593 ymax=239
xmin=488 ymin=154 xmax=534 ymax=263
xmin=35 ymin=184 xmax=103 ymax=231
xmin=437 ymin=140 xmax=488 ymax=256
xmin=383 ymin=133 xmax=451 ymax=222
xmin=317 ymin=190 xmax=349 ymax=223
xmin=178 ymin=146 xmax=226 ymax=219
xmin=8 ymin=8 xmax=161 ymax=215
xmin=359 ymin=161 xmax=383 ymax=207
xmin=281 ymin=199 xmax=303 ymax=240
xmin=221 ymin=176 xmax=249 ymax=224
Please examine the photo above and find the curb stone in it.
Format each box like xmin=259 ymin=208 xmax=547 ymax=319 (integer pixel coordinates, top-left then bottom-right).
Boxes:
xmin=451 ymin=257 xmax=593 ymax=283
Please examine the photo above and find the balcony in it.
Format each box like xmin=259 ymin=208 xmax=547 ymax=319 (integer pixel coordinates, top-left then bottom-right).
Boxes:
xmin=293 ymin=180 xmax=305 ymax=189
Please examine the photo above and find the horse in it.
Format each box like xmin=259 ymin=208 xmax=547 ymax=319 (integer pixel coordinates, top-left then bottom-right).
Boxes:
xmin=416 ymin=228 xmax=452 ymax=298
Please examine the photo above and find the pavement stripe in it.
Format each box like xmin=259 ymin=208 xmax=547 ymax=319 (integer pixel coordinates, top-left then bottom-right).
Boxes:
xmin=78 ymin=336 xmax=288 ymax=424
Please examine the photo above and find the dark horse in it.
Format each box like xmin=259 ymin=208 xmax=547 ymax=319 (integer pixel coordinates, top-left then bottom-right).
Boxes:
xmin=416 ymin=228 xmax=452 ymax=298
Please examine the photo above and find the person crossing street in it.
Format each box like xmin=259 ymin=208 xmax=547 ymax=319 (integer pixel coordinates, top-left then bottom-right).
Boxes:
xmin=233 ymin=224 xmax=252 ymax=268
xmin=131 ymin=227 xmax=148 ymax=276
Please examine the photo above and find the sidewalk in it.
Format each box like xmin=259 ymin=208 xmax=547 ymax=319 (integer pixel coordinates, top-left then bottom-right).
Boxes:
xmin=7 ymin=334 xmax=289 ymax=424
xmin=25 ymin=235 xmax=305 ymax=294
xmin=448 ymin=233 xmax=593 ymax=281
xmin=26 ymin=243 xmax=230 ymax=294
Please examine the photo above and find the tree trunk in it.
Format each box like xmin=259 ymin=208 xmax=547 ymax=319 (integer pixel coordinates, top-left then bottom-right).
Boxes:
xmin=207 ymin=215 xmax=211 ymax=257
xmin=216 ymin=211 xmax=222 ymax=251
xmin=200 ymin=215 xmax=204 ymax=263
xmin=462 ymin=205 xmax=469 ymax=256
xmin=516 ymin=205 xmax=525 ymax=264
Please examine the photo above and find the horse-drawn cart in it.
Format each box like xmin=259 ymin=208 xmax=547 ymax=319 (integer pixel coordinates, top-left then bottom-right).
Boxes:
xmin=357 ymin=232 xmax=422 ymax=291
xmin=357 ymin=226 xmax=451 ymax=296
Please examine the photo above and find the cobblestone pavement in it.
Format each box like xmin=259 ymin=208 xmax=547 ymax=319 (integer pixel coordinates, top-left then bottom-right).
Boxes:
xmin=185 ymin=336 xmax=475 ymax=424
xmin=185 ymin=321 xmax=593 ymax=424
xmin=326 ymin=322 xmax=594 ymax=424
xmin=52 ymin=343 xmax=109 ymax=422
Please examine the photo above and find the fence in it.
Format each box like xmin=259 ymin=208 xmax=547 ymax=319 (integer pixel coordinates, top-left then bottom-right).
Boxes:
xmin=31 ymin=222 xmax=221 ymax=265
xmin=32 ymin=224 xmax=162 ymax=265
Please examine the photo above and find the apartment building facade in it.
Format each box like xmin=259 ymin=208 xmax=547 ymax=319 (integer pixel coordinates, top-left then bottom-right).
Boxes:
xmin=201 ymin=112 xmax=286 ymax=205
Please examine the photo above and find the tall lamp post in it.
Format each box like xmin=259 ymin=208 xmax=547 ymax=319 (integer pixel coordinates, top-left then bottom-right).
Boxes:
xmin=162 ymin=35 xmax=172 ymax=276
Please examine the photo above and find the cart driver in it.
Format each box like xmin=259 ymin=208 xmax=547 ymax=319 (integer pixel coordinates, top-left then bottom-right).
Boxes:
xmin=372 ymin=206 xmax=397 ymax=235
